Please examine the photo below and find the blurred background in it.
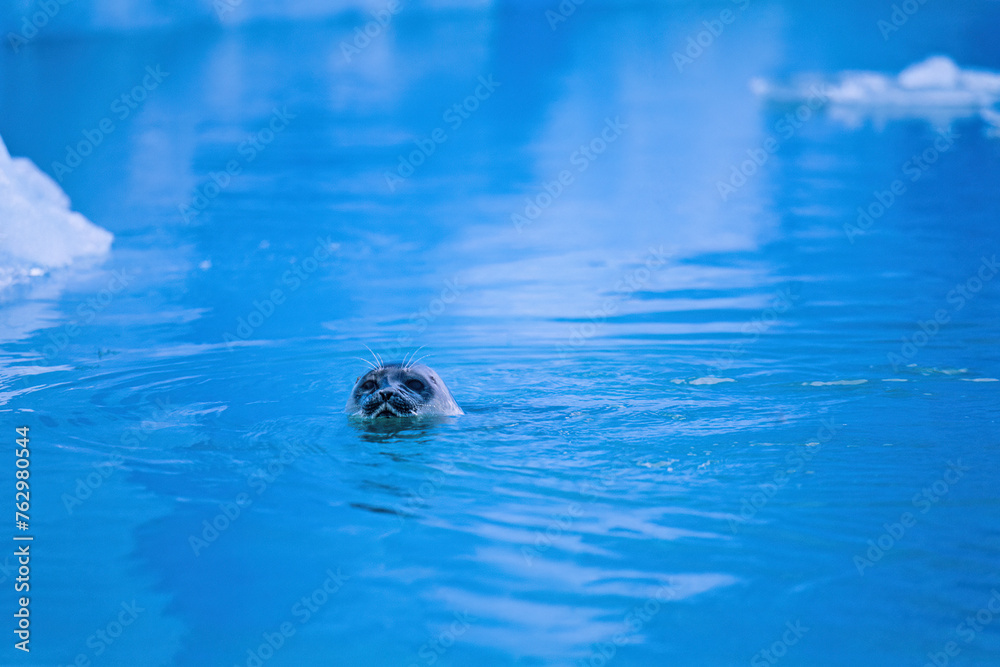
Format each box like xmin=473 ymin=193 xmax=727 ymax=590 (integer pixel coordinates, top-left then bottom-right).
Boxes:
xmin=1 ymin=0 xmax=999 ymax=665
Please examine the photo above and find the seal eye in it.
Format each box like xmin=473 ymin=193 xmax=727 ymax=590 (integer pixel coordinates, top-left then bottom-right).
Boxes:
xmin=405 ymin=379 xmax=425 ymax=392
xmin=360 ymin=380 xmax=376 ymax=392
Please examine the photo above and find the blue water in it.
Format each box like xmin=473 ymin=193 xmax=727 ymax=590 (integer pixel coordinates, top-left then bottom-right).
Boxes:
xmin=2 ymin=1 xmax=1000 ymax=665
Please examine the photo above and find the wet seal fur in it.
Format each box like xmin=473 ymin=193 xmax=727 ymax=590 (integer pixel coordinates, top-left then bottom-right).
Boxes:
xmin=346 ymin=357 xmax=462 ymax=420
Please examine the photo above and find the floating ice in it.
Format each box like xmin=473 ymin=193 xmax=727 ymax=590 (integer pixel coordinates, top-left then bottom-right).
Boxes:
xmin=751 ymin=56 xmax=1000 ymax=134
xmin=0 ymin=135 xmax=113 ymax=288
xmin=804 ymin=380 xmax=868 ymax=386
xmin=688 ymin=377 xmax=736 ymax=385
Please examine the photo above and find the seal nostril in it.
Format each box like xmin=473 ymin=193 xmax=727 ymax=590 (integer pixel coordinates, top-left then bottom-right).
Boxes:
xmin=379 ymin=389 xmax=393 ymax=400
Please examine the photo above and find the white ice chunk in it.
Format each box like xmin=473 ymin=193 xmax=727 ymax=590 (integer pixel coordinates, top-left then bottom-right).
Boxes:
xmin=898 ymin=56 xmax=961 ymax=89
xmin=0 ymin=135 xmax=113 ymax=282
xmin=751 ymin=56 xmax=1000 ymax=134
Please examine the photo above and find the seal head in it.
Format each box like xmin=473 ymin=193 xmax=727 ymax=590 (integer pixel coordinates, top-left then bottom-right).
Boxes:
xmin=346 ymin=362 xmax=463 ymax=419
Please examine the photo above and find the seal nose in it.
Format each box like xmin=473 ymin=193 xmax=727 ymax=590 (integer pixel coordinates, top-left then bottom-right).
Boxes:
xmin=378 ymin=389 xmax=394 ymax=401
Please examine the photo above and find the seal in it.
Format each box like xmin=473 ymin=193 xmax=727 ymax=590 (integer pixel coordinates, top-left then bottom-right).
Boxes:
xmin=346 ymin=359 xmax=463 ymax=419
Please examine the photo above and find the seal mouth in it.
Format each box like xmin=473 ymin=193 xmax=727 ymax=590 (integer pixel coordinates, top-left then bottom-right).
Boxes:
xmin=371 ymin=404 xmax=411 ymax=419
xmin=363 ymin=395 xmax=418 ymax=419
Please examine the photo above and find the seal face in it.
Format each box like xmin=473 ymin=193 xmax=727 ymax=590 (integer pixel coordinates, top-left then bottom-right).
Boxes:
xmin=346 ymin=362 xmax=463 ymax=419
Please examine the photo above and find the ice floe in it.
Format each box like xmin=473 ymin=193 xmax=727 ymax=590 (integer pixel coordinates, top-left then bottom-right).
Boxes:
xmin=0 ymin=135 xmax=113 ymax=289
xmin=751 ymin=56 xmax=1000 ymax=135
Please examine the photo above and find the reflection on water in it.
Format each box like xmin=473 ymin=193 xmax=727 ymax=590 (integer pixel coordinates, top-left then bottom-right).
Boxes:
xmin=1 ymin=1 xmax=1000 ymax=666
xmin=350 ymin=415 xmax=458 ymax=440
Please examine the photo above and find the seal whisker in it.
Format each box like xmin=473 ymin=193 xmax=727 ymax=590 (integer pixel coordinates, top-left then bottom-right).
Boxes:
xmin=363 ymin=344 xmax=383 ymax=370
xmin=407 ymin=353 xmax=431 ymax=368
xmin=353 ymin=357 xmax=378 ymax=370
xmin=404 ymin=345 xmax=426 ymax=370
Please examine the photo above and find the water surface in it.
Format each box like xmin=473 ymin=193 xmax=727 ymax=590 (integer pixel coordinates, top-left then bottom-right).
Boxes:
xmin=1 ymin=2 xmax=999 ymax=665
